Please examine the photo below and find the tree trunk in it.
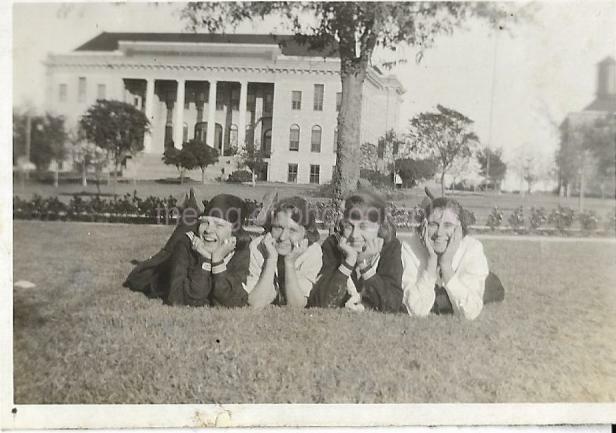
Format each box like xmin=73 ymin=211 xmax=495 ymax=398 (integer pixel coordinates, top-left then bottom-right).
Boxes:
xmin=251 ymin=170 xmax=256 ymax=188
xmin=201 ymin=168 xmax=205 ymax=184
xmin=333 ymin=63 xmax=367 ymax=202
xmin=579 ymin=153 xmax=586 ymax=212
xmin=440 ymin=170 xmax=446 ymax=197
xmin=53 ymin=165 xmax=59 ymax=188
xmin=81 ymin=161 xmax=87 ymax=187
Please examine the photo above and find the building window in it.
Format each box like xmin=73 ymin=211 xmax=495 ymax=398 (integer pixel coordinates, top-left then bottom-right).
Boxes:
xmin=194 ymin=122 xmax=207 ymax=143
xmin=59 ymin=84 xmax=67 ymax=102
xmin=216 ymin=88 xmax=224 ymax=110
xmin=262 ymin=129 xmax=272 ymax=155
xmin=333 ymin=128 xmax=338 ymax=153
xmin=311 ymin=125 xmax=322 ymax=153
xmin=164 ymin=122 xmax=174 ymax=148
xmin=97 ymin=84 xmax=106 ymax=100
xmin=231 ymin=88 xmax=240 ymax=110
xmin=78 ymin=77 xmax=87 ymax=103
xmin=183 ymin=122 xmax=189 ymax=144
xmin=229 ymin=124 xmax=238 ymax=147
xmin=310 ymin=164 xmax=320 ymax=184
xmin=313 ymin=84 xmax=324 ymax=111
xmin=264 ymin=93 xmax=273 ymax=113
xmin=288 ymin=163 xmax=298 ymax=183
xmin=291 ymin=91 xmax=302 ymax=110
xmin=336 ymin=92 xmax=342 ymax=112
xmin=289 ymin=124 xmax=300 ymax=151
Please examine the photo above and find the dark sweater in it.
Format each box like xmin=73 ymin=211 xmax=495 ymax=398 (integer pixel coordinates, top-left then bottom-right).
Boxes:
xmin=307 ymin=235 xmax=404 ymax=313
xmin=165 ymin=236 xmax=250 ymax=307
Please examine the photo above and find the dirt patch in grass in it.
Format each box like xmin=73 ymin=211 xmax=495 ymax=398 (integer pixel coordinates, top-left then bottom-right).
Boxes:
xmin=12 ymin=221 xmax=616 ymax=403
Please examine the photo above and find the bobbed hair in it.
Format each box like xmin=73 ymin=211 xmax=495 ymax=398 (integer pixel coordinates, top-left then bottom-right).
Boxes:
xmin=423 ymin=196 xmax=469 ymax=236
xmin=340 ymin=192 xmax=397 ymax=243
xmin=264 ymin=196 xmax=320 ymax=245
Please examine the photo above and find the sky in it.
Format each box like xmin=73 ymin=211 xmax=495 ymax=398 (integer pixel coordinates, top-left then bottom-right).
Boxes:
xmin=11 ymin=1 xmax=616 ymax=185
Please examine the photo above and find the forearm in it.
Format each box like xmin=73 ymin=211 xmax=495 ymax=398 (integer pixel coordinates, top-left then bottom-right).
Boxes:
xmin=248 ymin=259 xmax=277 ymax=308
xmin=283 ymin=260 xmax=307 ymax=308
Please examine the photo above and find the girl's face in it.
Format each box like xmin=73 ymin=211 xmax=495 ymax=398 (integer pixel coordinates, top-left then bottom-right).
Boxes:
xmin=270 ymin=210 xmax=306 ymax=256
xmin=340 ymin=217 xmax=380 ymax=252
xmin=426 ymin=207 xmax=460 ymax=254
xmin=198 ymin=216 xmax=233 ymax=253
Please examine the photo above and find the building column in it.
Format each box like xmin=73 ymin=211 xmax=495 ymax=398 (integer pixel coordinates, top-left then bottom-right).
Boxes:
xmin=254 ymin=87 xmax=264 ymax=148
xmin=206 ymin=80 xmax=217 ymax=147
xmin=238 ymin=80 xmax=248 ymax=150
xmin=173 ymin=79 xmax=185 ymax=147
xmin=143 ymin=78 xmax=155 ymax=153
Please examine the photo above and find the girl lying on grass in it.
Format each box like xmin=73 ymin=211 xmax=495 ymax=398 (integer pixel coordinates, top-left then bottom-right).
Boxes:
xmin=307 ymin=192 xmax=405 ymax=313
xmin=125 ymin=193 xmax=252 ymax=307
xmin=245 ymin=196 xmax=322 ymax=308
xmin=401 ymin=194 xmax=504 ymax=320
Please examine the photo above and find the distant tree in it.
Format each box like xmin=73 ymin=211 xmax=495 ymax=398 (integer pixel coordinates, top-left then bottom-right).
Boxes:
xmin=181 ymin=2 xmax=524 ymax=201
xmin=182 ymin=140 xmax=219 ymax=184
xmin=395 ymin=157 xmax=436 ymax=188
xmin=360 ymin=142 xmax=378 ymax=171
xmin=477 ymin=147 xmax=507 ymax=191
xmin=70 ymin=129 xmax=109 ymax=192
xmin=162 ymin=147 xmax=193 ymax=185
xmin=409 ymin=105 xmax=479 ymax=196
xmin=79 ymin=100 xmax=150 ymax=187
xmin=238 ymin=141 xmax=268 ymax=187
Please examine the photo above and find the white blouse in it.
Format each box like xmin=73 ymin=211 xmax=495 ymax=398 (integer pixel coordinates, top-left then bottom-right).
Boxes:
xmin=243 ymin=235 xmax=323 ymax=304
xmin=401 ymin=232 xmax=489 ymax=320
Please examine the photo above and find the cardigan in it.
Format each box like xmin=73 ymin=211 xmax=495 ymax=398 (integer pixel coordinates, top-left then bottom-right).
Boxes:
xmin=307 ymin=234 xmax=404 ymax=313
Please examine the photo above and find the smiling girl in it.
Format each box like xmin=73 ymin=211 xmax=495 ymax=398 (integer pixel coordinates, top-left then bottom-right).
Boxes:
xmin=307 ymin=192 xmax=404 ymax=313
xmin=401 ymin=196 xmax=491 ymax=320
xmin=165 ymin=194 xmax=252 ymax=307
xmin=245 ymin=196 xmax=322 ymax=308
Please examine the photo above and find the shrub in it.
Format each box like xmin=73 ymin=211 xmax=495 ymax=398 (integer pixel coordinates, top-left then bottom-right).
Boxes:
xmin=486 ymin=206 xmax=503 ymax=230
xmin=529 ymin=207 xmax=548 ymax=230
xmin=508 ymin=206 xmax=525 ymax=232
xmin=360 ymin=169 xmax=391 ymax=189
xmin=226 ymin=170 xmax=253 ymax=183
xmin=606 ymin=209 xmax=616 ymax=233
xmin=578 ymin=210 xmax=599 ymax=231
xmin=548 ymin=206 xmax=575 ymax=232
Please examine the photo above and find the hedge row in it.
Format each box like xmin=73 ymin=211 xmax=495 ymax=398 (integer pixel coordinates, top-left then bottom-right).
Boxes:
xmin=12 ymin=193 xmax=616 ymax=236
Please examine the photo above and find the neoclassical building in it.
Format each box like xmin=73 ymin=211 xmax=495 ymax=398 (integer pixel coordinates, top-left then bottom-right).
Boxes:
xmin=45 ymin=32 xmax=404 ymax=183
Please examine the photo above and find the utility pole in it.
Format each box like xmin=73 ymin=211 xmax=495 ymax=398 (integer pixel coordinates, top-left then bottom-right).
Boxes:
xmin=24 ymin=113 xmax=32 ymax=180
xmin=486 ymin=31 xmax=499 ymax=193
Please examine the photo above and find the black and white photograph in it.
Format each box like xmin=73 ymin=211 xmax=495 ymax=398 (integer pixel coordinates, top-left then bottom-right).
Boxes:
xmin=2 ymin=0 xmax=616 ymax=428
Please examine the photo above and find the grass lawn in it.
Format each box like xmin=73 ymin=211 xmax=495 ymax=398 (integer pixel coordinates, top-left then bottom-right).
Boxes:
xmin=12 ymin=221 xmax=616 ymax=404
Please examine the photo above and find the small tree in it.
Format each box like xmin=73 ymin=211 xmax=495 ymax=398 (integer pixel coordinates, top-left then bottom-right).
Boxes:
xmin=71 ymin=132 xmax=109 ymax=193
xmin=182 ymin=140 xmax=219 ymax=184
xmin=14 ymin=112 xmax=68 ymax=185
xmin=395 ymin=158 xmax=436 ymax=188
xmin=238 ymin=141 xmax=268 ymax=187
xmin=162 ymin=147 xmax=188 ymax=184
xmin=409 ymin=105 xmax=479 ymax=196
xmin=477 ymin=148 xmax=507 ymax=191
xmin=79 ymin=100 xmax=150 ymax=188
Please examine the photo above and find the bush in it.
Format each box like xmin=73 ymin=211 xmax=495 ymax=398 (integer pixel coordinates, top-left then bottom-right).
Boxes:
xmin=578 ymin=211 xmax=599 ymax=231
xmin=226 ymin=170 xmax=253 ymax=183
xmin=529 ymin=207 xmax=548 ymax=230
xmin=360 ymin=169 xmax=391 ymax=189
xmin=508 ymin=206 xmax=525 ymax=233
xmin=548 ymin=206 xmax=575 ymax=232
xmin=606 ymin=209 xmax=616 ymax=233
xmin=486 ymin=206 xmax=503 ymax=230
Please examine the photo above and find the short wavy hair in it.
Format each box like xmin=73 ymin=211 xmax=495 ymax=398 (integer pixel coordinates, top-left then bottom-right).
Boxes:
xmin=340 ymin=192 xmax=397 ymax=243
xmin=423 ymin=197 xmax=469 ymax=236
xmin=264 ymin=196 xmax=320 ymax=245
